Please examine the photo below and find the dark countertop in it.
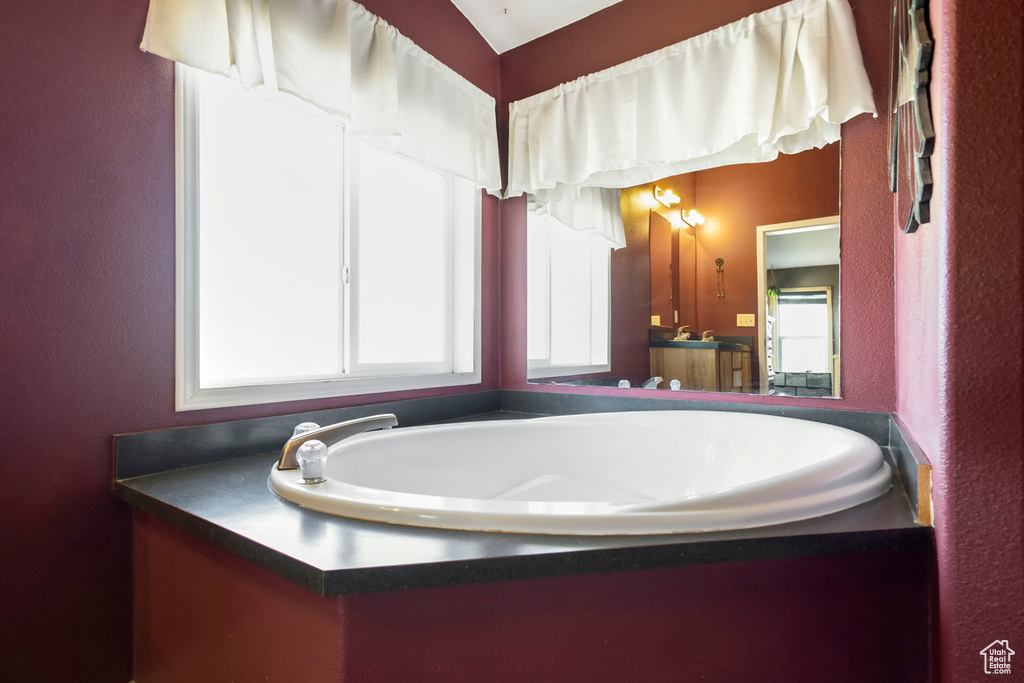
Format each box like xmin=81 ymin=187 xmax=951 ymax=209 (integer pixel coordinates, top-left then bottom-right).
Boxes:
xmin=650 ymin=340 xmax=750 ymax=351
xmin=114 ymin=410 xmax=931 ymax=597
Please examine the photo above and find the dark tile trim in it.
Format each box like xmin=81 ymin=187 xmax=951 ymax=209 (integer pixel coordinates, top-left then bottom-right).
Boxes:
xmin=115 ymin=390 xmax=501 ymax=479
xmin=316 ymin=527 xmax=932 ymax=596
xmin=115 ymin=471 xmax=930 ymax=598
xmin=886 ymin=415 xmax=934 ymax=525
xmin=499 ymin=390 xmax=891 ymax=445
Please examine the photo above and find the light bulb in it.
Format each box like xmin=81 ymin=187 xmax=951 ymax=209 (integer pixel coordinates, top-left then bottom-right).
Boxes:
xmin=654 ymin=186 xmax=681 ymax=207
xmin=684 ymin=209 xmax=705 ymax=225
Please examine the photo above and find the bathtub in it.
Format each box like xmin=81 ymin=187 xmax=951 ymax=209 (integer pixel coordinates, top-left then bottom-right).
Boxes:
xmin=268 ymin=411 xmax=892 ymax=535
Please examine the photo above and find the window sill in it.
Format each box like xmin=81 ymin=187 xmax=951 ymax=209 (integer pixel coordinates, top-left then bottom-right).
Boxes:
xmin=176 ymin=371 xmax=482 ymax=412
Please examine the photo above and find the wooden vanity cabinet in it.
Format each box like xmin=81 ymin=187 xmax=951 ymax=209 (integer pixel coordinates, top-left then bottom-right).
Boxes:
xmin=649 ymin=346 xmax=752 ymax=394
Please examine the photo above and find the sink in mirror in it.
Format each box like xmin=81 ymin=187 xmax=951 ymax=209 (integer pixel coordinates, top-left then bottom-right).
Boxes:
xmin=527 ymin=143 xmax=841 ymax=398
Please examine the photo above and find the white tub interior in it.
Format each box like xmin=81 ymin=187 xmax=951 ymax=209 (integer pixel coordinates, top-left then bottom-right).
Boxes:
xmin=270 ymin=411 xmax=892 ymax=535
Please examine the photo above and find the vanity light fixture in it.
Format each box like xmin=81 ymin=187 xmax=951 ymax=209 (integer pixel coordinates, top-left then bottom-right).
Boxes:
xmin=681 ymin=209 xmax=705 ymax=227
xmin=653 ymin=186 xmax=681 ymax=207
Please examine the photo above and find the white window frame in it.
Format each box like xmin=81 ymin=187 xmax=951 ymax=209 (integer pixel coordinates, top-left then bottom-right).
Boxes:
xmin=174 ymin=65 xmax=481 ymax=411
xmin=526 ymin=214 xmax=612 ymax=380
xmin=345 ymin=138 xmax=456 ymax=378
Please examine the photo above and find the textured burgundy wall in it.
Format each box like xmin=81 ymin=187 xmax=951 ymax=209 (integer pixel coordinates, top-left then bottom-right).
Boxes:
xmin=0 ymin=1 xmax=498 ymax=679
xmin=499 ymin=0 xmax=896 ymax=411
xmin=135 ymin=513 xmax=932 ymax=682
xmin=894 ymin=0 xmax=1024 ymax=680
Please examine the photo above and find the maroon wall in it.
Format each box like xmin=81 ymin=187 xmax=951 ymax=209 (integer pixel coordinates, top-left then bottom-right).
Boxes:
xmin=0 ymin=1 xmax=498 ymax=680
xmin=499 ymin=0 xmax=896 ymax=412
xmin=894 ymin=0 xmax=1024 ymax=680
xmin=135 ymin=512 xmax=932 ymax=682
xmin=693 ymin=146 xmax=840 ymax=348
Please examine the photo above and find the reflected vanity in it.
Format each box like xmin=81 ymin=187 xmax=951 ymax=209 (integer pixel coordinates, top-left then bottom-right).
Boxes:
xmin=528 ymin=144 xmax=842 ymax=399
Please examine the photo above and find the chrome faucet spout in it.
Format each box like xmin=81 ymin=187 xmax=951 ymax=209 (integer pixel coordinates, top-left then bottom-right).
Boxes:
xmin=277 ymin=414 xmax=398 ymax=470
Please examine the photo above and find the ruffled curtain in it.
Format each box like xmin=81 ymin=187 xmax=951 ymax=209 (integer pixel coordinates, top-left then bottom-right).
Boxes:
xmin=529 ymin=188 xmax=626 ymax=250
xmin=140 ymin=0 xmax=502 ymax=195
xmin=506 ymin=0 xmax=876 ymax=203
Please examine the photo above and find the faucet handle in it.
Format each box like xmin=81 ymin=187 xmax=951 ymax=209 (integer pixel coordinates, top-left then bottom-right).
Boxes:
xmin=291 ymin=422 xmax=320 ymax=438
xmin=295 ymin=440 xmax=328 ymax=484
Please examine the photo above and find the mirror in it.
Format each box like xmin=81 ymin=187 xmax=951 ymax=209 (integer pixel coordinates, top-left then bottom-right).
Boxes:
xmin=527 ymin=143 xmax=841 ymax=398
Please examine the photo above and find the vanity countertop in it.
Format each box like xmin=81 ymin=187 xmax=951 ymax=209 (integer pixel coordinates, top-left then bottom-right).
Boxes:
xmin=114 ymin=411 xmax=931 ymax=597
xmin=650 ymin=340 xmax=751 ymax=351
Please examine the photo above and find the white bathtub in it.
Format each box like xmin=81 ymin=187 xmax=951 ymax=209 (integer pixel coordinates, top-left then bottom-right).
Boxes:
xmin=269 ymin=411 xmax=892 ymax=535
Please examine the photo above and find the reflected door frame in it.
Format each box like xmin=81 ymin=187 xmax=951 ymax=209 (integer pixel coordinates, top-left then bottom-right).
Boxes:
xmin=755 ymin=215 xmax=841 ymax=395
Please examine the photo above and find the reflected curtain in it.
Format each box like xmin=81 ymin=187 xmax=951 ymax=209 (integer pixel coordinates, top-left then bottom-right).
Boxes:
xmin=529 ymin=188 xmax=626 ymax=250
xmin=506 ymin=0 xmax=876 ymax=204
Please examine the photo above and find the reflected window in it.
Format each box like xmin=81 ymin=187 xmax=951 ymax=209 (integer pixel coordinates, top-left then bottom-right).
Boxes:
xmin=776 ymin=289 xmax=832 ymax=373
xmin=527 ymin=212 xmax=610 ymax=378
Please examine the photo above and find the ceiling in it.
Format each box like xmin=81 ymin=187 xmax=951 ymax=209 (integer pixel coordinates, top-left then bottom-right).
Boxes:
xmin=451 ymin=0 xmax=624 ymax=54
xmin=766 ymin=225 xmax=840 ymax=270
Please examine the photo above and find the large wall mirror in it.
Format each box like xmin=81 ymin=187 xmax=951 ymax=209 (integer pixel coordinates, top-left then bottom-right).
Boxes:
xmin=527 ymin=143 xmax=842 ymax=398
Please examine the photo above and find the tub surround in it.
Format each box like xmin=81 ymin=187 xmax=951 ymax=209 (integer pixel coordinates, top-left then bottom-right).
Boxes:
xmin=133 ymin=511 xmax=932 ymax=683
xmin=114 ymin=390 xmax=931 ymax=596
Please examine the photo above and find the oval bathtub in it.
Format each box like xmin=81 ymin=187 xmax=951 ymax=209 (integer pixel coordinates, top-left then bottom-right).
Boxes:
xmin=269 ymin=411 xmax=892 ymax=535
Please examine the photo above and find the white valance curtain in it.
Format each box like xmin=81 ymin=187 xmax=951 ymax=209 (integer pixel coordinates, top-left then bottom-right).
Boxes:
xmin=140 ymin=0 xmax=502 ymax=195
xmin=506 ymin=0 xmax=876 ymax=203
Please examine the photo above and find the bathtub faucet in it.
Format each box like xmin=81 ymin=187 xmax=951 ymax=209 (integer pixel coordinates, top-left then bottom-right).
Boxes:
xmin=642 ymin=376 xmax=663 ymax=389
xmin=277 ymin=414 xmax=398 ymax=470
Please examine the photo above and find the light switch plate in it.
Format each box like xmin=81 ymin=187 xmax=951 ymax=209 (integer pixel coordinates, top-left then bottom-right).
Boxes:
xmin=737 ymin=313 xmax=756 ymax=327
xmin=651 ymin=315 xmax=661 ymax=326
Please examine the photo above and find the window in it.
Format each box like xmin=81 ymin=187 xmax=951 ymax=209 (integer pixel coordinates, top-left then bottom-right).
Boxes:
xmin=776 ymin=288 xmax=832 ymax=373
xmin=527 ymin=211 xmax=611 ymax=378
xmin=176 ymin=66 xmax=480 ymax=410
